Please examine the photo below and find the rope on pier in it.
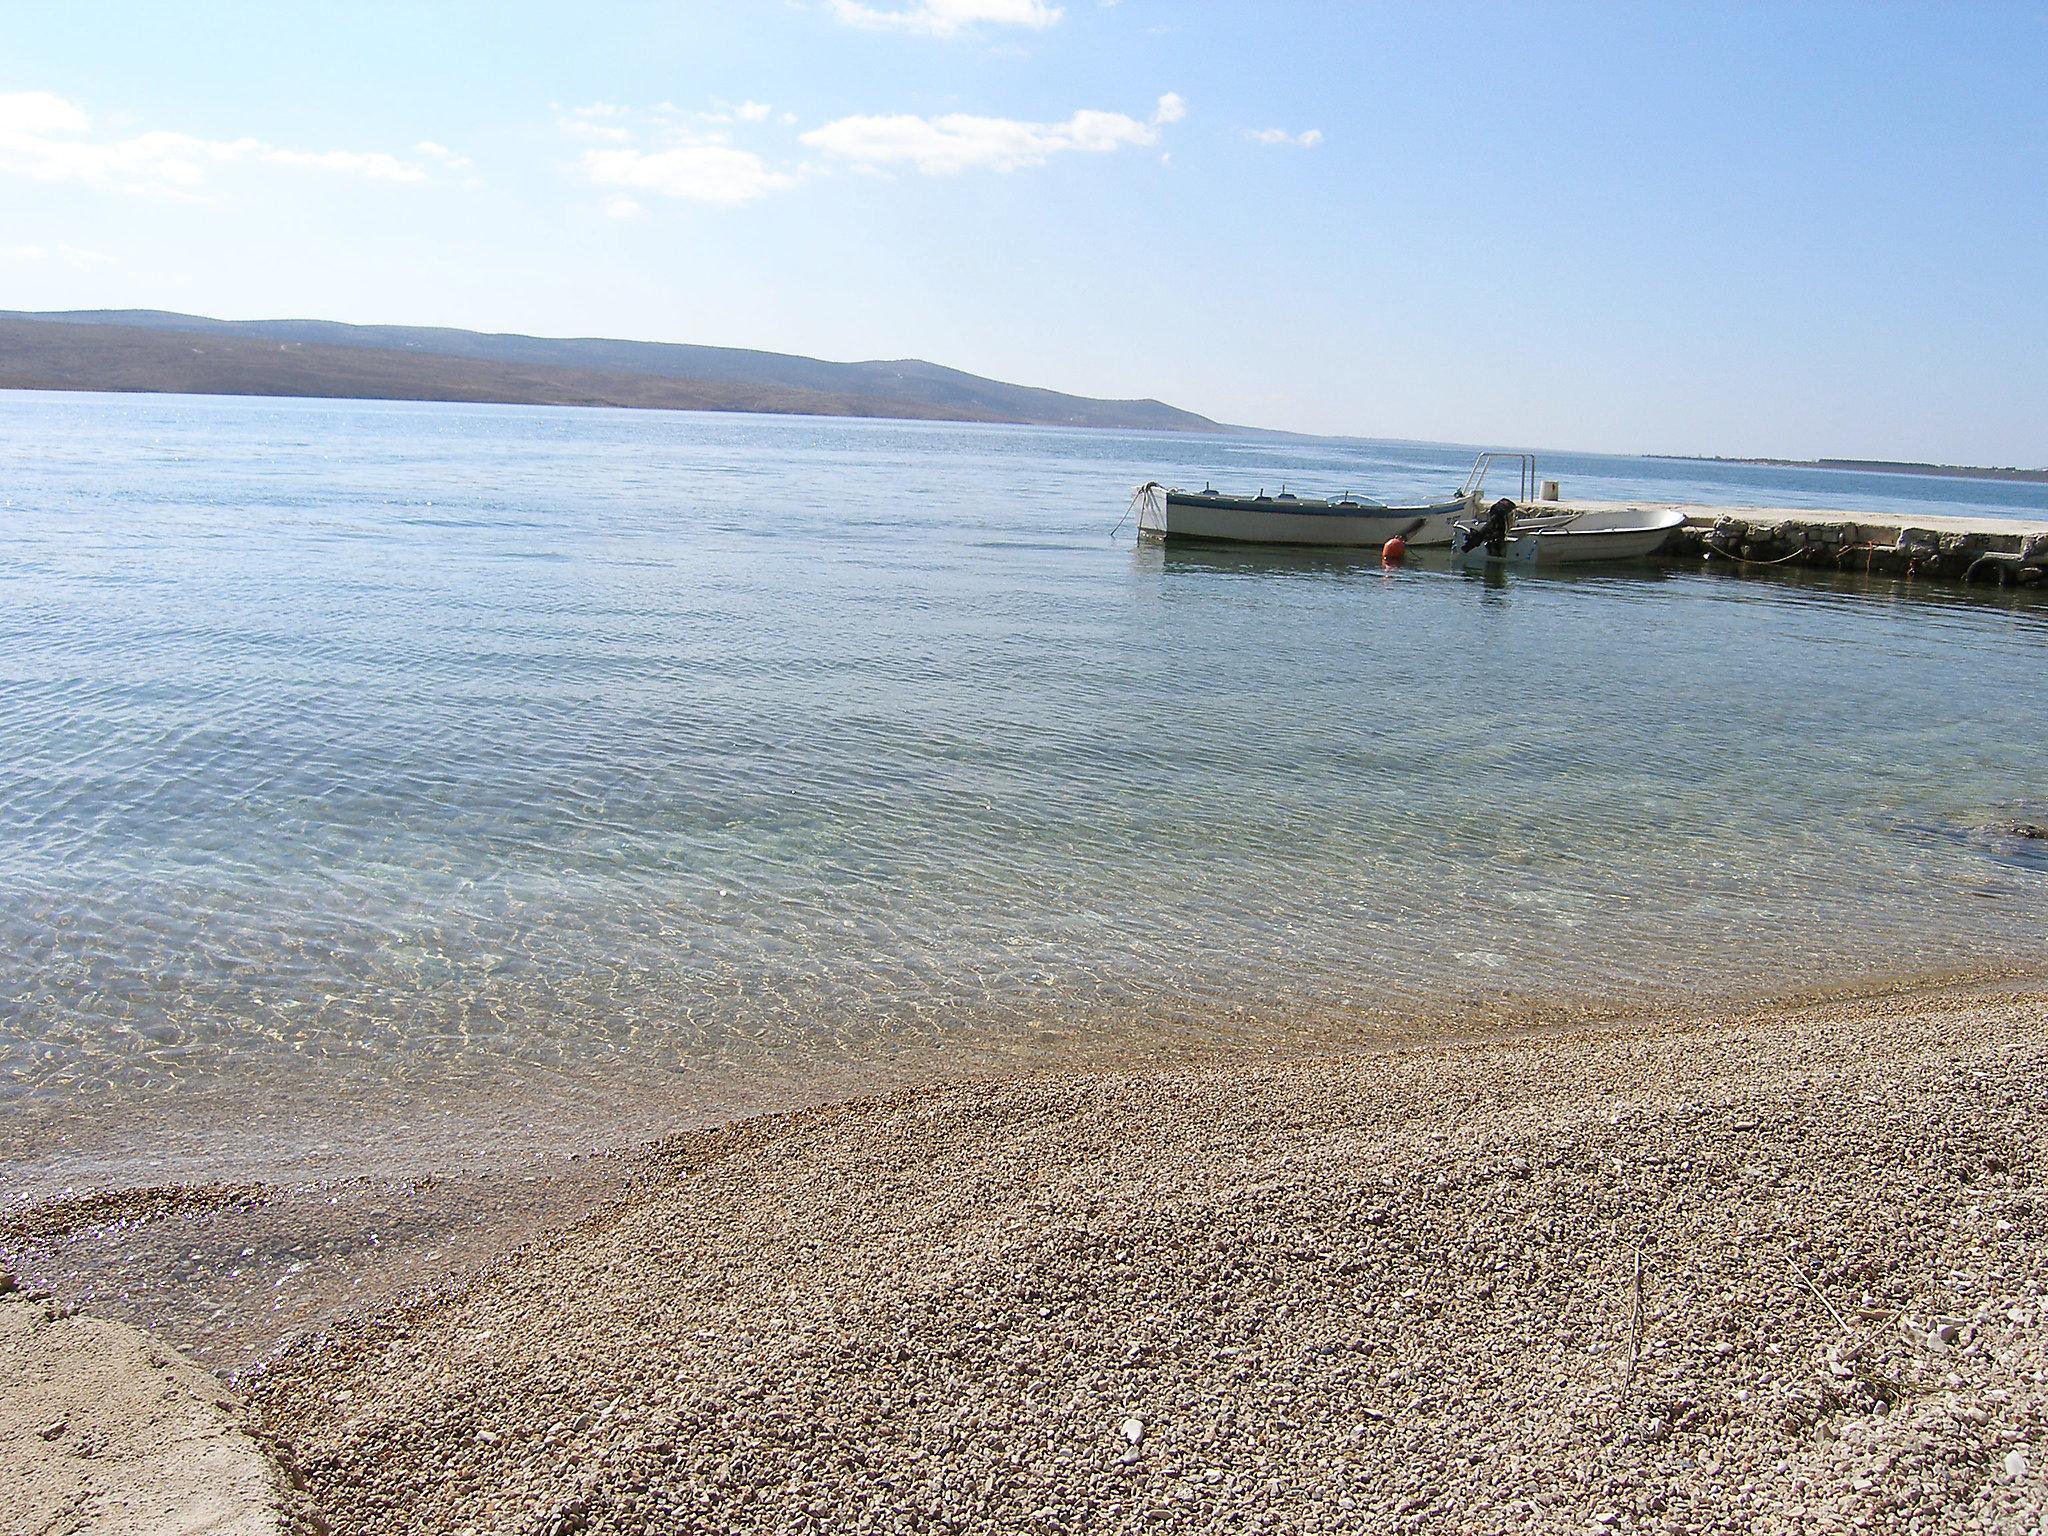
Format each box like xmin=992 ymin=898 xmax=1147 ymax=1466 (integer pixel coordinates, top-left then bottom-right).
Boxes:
xmin=1704 ymin=540 xmax=1810 ymax=567
xmin=1704 ymin=534 xmax=1899 ymax=571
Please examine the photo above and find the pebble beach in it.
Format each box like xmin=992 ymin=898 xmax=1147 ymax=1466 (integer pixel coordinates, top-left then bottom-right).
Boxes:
xmin=134 ymin=977 xmax=2030 ymax=1534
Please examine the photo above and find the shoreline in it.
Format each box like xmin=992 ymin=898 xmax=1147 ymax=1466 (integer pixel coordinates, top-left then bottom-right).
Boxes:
xmin=12 ymin=958 xmax=2046 ymax=1206
xmin=5 ymin=969 xmax=2045 ymax=1531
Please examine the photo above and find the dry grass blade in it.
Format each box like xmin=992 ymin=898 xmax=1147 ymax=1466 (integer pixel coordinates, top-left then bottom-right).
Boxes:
xmin=1787 ymin=1257 xmax=1852 ymax=1333
xmin=1625 ymin=1242 xmax=1645 ymax=1389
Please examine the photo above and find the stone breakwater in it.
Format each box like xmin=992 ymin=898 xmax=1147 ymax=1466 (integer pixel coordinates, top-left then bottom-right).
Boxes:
xmin=1679 ymin=517 xmax=2048 ymax=585
xmin=1522 ymin=501 xmax=2048 ymax=587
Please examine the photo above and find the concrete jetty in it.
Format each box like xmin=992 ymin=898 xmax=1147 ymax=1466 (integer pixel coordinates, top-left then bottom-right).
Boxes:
xmin=1516 ymin=499 xmax=2048 ymax=585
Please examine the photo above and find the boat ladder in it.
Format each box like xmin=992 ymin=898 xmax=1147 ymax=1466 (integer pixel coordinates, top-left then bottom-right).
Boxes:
xmin=1459 ymin=451 xmax=1538 ymax=503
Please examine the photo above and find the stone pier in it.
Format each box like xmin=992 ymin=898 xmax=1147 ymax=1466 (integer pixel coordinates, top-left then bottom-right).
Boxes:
xmin=1515 ymin=501 xmax=2048 ymax=586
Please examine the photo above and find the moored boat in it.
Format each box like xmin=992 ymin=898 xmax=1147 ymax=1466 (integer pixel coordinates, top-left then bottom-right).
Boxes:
xmin=1132 ymin=452 xmax=1566 ymax=549
xmin=1449 ymin=504 xmax=1687 ymax=567
xmin=1139 ymin=484 xmax=1478 ymax=547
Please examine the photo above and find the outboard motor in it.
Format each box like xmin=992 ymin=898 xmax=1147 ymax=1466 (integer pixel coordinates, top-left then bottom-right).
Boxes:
xmin=1451 ymin=497 xmax=1519 ymax=559
xmin=1483 ymin=497 xmax=1516 ymax=556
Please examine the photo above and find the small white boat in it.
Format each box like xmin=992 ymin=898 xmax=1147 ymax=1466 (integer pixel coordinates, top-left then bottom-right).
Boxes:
xmin=1449 ymin=505 xmax=1686 ymax=567
xmin=1133 ymin=452 xmax=1570 ymax=549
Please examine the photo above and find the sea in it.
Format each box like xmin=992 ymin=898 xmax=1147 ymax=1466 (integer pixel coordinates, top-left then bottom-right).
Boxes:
xmin=4 ymin=390 xmax=2044 ymax=1193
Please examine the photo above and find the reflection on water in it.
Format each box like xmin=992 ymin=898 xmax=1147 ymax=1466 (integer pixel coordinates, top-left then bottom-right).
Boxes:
xmin=1 ymin=393 xmax=2043 ymax=1188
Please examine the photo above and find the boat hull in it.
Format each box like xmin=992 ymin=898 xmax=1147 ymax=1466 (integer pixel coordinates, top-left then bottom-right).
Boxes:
xmin=1154 ymin=493 xmax=1475 ymax=547
xmin=1528 ymin=523 xmax=1681 ymax=564
xmin=1453 ymin=507 xmax=1687 ymax=567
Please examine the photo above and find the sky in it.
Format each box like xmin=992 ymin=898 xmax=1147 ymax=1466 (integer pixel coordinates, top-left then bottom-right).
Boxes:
xmin=2 ymin=0 xmax=2045 ymax=462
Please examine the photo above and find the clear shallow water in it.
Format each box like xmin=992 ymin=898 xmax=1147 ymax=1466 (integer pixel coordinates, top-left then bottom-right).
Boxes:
xmin=2 ymin=392 xmax=2044 ymax=1187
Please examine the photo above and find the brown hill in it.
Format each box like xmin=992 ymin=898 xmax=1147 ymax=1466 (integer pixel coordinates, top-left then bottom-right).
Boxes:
xmin=0 ymin=316 xmax=1007 ymax=422
xmin=0 ymin=311 xmax=1225 ymax=431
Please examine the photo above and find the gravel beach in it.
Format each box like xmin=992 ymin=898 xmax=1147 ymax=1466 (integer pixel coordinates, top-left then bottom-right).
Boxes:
xmin=238 ymin=981 xmax=2046 ymax=1534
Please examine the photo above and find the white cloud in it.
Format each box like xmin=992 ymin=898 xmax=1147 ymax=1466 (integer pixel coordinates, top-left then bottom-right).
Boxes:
xmin=555 ymin=103 xmax=635 ymax=143
xmin=562 ymin=102 xmax=802 ymax=207
xmin=698 ymin=99 xmax=776 ymax=127
xmin=564 ymin=90 xmax=1177 ymax=204
xmin=801 ymin=92 xmax=1181 ymax=174
xmin=1242 ymin=126 xmax=1323 ymax=148
xmin=827 ymin=0 xmax=1063 ymax=37
xmin=0 ymin=91 xmax=88 ymax=136
xmin=1 ymin=244 xmax=117 ymax=272
xmin=581 ymin=142 xmax=797 ymax=206
xmin=414 ymin=140 xmax=474 ymax=170
xmin=254 ymin=146 xmax=427 ymax=179
xmin=0 ymin=242 xmax=116 ymax=266
xmin=0 ymin=89 xmax=446 ymax=196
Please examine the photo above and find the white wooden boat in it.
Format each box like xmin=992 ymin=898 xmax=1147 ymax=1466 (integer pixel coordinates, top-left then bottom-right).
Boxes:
xmin=1449 ymin=505 xmax=1686 ymax=567
xmin=1139 ymin=484 xmax=1480 ymax=547
xmin=1132 ymin=452 xmax=1570 ymax=549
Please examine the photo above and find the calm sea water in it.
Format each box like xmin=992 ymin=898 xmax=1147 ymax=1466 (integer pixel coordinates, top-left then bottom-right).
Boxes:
xmin=3 ymin=392 xmax=2044 ymax=1189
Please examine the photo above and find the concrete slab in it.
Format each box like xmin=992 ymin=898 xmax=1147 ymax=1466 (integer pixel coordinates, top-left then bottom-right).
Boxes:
xmin=0 ymin=1294 xmax=288 ymax=1536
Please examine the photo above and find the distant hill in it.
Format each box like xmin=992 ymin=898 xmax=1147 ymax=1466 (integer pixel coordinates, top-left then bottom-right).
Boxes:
xmin=0 ymin=309 xmax=1225 ymax=432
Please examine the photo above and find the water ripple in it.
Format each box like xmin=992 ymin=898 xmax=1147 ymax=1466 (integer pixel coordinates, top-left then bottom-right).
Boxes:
xmin=1 ymin=393 xmax=2043 ymax=1181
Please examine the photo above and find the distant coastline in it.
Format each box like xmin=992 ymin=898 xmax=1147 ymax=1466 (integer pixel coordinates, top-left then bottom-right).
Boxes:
xmin=0 ymin=309 xmax=1229 ymax=435
xmin=1653 ymin=453 xmax=2048 ymax=485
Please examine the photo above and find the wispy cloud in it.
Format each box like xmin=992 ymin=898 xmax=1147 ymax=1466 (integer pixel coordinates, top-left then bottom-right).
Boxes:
xmin=580 ymin=136 xmax=798 ymax=206
xmin=826 ymin=0 xmax=1063 ymax=36
xmin=563 ymin=101 xmax=801 ymax=206
xmin=0 ymin=90 xmax=457 ymax=197
xmin=414 ymin=140 xmax=474 ymax=171
xmin=801 ymin=93 xmax=1183 ymax=175
xmin=695 ymin=99 xmax=777 ymax=127
xmin=0 ymin=241 xmax=115 ymax=267
xmin=1241 ymin=126 xmax=1323 ymax=149
xmin=566 ymin=91 xmax=1178 ymax=206
xmin=555 ymin=103 xmax=635 ymax=143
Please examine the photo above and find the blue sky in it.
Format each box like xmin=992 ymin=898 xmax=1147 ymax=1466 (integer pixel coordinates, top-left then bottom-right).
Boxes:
xmin=2 ymin=1 xmax=2045 ymax=461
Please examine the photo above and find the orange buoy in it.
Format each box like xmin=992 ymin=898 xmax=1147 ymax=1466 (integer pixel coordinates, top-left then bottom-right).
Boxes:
xmin=1381 ymin=535 xmax=1407 ymax=566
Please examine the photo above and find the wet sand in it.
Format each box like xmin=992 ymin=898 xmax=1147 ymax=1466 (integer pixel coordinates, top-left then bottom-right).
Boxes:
xmin=6 ymin=976 xmax=2045 ymax=1533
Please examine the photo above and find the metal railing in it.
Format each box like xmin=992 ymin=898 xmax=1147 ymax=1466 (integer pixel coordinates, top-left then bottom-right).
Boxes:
xmin=1459 ymin=452 xmax=1537 ymax=503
